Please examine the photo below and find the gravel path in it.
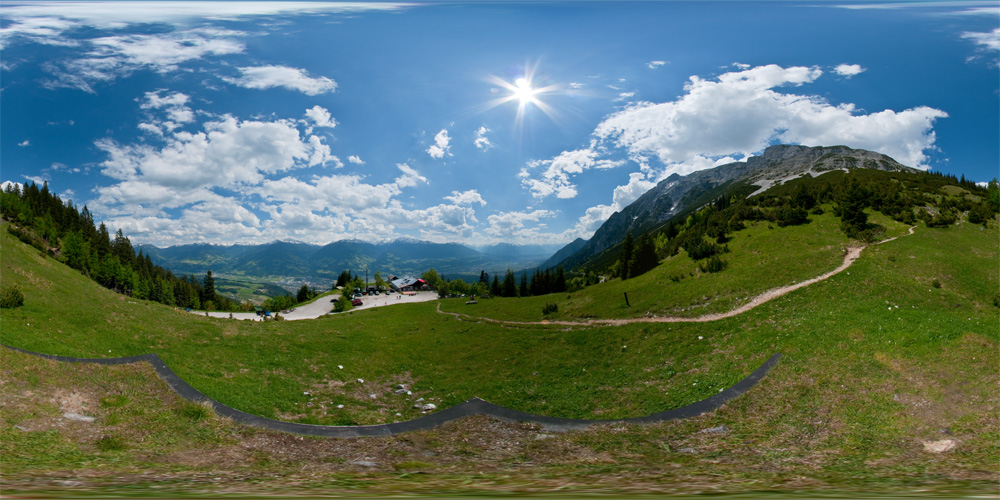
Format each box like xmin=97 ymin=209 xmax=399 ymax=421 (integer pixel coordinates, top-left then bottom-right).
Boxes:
xmin=192 ymin=291 xmax=438 ymax=321
xmin=439 ymin=227 xmax=915 ymax=327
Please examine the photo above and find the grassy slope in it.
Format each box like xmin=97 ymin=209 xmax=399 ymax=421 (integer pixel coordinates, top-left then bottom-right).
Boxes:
xmin=445 ymin=208 xmax=901 ymax=322
xmin=1 ymin=215 xmax=998 ymax=495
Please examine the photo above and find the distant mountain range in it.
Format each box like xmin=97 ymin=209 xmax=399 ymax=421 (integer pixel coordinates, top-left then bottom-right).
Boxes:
xmin=138 ymin=239 xmax=566 ymax=284
xmin=544 ymin=144 xmax=916 ymax=270
xmin=140 ymin=145 xmax=915 ymax=284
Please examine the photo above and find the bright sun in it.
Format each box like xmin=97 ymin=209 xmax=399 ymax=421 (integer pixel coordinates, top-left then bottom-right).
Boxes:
xmin=513 ymin=77 xmax=537 ymax=104
xmin=482 ymin=64 xmax=563 ymax=130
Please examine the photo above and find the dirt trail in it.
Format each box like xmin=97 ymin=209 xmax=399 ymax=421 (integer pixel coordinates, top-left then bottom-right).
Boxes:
xmin=438 ymin=227 xmax=914 ymax=328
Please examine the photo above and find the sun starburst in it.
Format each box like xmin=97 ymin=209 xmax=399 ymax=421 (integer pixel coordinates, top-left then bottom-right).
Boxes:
xmin=482 ymin=63 xmax=562 ymax=130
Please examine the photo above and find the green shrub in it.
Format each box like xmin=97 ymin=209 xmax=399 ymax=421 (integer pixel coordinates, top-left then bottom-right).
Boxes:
xmin=699 ymin=255 xmax=728 ymax=273
xmin=931 ymin=279 xmax=942 ymax=289
xmin=542 ymin=303 xmax=558 ymax=315
xmin=0 ymin=285 xmax=24 ymax=308
xmin=333 ymin=294 xmax=353 ymax=313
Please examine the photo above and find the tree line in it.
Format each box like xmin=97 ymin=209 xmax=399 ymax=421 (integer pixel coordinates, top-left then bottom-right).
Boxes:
xmin=2 ymin=181 xmax=243 ymax=311
xmin=608 ymin=169 xmax=999 ymax=281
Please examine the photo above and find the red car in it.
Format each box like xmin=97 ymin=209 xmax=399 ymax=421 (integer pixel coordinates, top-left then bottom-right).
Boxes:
xmin=352 ymin=298 xmax=363 ymax=306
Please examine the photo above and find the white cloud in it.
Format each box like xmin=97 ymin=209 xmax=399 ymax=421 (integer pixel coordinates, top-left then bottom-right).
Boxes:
xmin=962 ymin=28 xmax=1000 ymax=65
xmin=38 ymin=28 xmax=245 ymax=92
xmin=569 ymin=82 xmax=584 ymax=89
xmin=612 ymin=172 xmax=656 ymax=209
xmin=834 ymin=64 xmax=866 ymax=77
xmin=96 ymin=114 xmax=336 ymax=194
xmin=519 ymin=148 xmax=626 ymax=199
xmin=226 ymin=65 xmax=337 ymax=95
xmin=444 ymin=189 xmax=487 ymax=206
xmin=594 ymin=64 xmax=947 ymax=172
xmin=647 ymin=60 xmax=667 ymax=69
xmin=474 ymin=126 xmax=492 ymax=150
xmin=91 ymin=29 xmax=244 ymax=71
xmin=393 ymin=163 xmax=428 ymax=189
xmin=17 ymin=140 xmax=30 ymax=147
xmin=426 ymin=129 xmax=451 ymax=159
xmin=1 ymin=2 xmax=410 ymax=42
xmin=140 ymin=90 xmax=195 ymax=130
xmin=486 ymin=209 xmax=554 ymax=238
xmin=348 ymin=155 xmax=365 ymax=165
xmin=304 ymin=105 xmax=338 ymax=128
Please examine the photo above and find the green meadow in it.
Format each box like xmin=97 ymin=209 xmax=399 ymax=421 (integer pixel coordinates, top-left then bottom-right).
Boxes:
xmin=1 ymin=209 xmax=997 ymax=496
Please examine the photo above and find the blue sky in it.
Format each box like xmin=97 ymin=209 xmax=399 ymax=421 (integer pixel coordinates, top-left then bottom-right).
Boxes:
xmin=2 ymin=1 xmax=997 ymax=247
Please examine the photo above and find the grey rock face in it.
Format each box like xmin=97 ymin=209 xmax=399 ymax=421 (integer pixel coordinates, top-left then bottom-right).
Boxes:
xmin=553 ymin=145 xmax=914 ymax=269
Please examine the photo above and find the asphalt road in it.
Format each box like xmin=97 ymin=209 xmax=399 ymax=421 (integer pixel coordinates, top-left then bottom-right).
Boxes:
xmin=192 ymin=291 xmax=439 ymax=321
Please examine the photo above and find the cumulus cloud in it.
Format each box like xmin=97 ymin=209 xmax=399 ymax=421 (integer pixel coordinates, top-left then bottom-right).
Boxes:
xmin=647 ymin=60 xmax=667 ymax=69
xmin=17 ymin=140 xmax=30 ymax=147
xmin=348 ymin=155 xmax=365 ymax=165
xmin=594 ymin=64 xmax=947 ymax=172
xmin=225 ymin=65 xmax=337 ymax=95
xmin=474 ymin=126 xmax=492 ymax=150
xmin=139 ymin=90 xmax=195 ymax=132
xmin=96 ymin=115 xmax=335 ymax=190
xmin=426 ymin=129 xmax=451 ymax=159
xmin=486 ymin=209 xmax=554 ymax=238
xmin=304 ymin=105 xmax=338 ymax=128
xmin=834 ymin=63 xmax=866 ymax=77
xmin=444 ymin=189 xmax=486 ymax=206
xmin=519 ymin=148 xmax=626 ymax=199
xmin=92 ymin=108 xmax=435 ymax=245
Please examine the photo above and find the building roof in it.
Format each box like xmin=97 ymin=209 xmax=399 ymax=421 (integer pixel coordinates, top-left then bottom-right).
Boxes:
xmin=389 ymin=276 xmax=425 ymax=289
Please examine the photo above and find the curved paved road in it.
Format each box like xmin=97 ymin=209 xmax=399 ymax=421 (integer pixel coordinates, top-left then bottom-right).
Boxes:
xmin=192 ymin=291 xmax=438 ymax=321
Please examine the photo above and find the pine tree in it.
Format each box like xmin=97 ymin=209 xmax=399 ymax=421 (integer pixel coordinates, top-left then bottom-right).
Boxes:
xmin=202 ymin=270 xmax=217 ymax=306
xmin=630 ymin=232 xmax=658 ymax=278
xmin=502 ymin=269 xmax=518 ymax=297
xmin=619 ymin=231 xmax=635 ymax=280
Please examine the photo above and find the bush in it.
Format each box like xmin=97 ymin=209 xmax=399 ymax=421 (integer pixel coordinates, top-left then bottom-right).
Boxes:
xmin=333 ymin=294 xmax=353 ymax=313
xmin=681 ymin=233 xmax=724 ymax=261
xmin=0 ymin=286 xmax=24 ymax=308
xmin=542 ymin=303 xmax=558 ymax=315
xmin=699 ymin=255 xmax=728 ymax=273
xmin=931 ymin=279 xmax=941 ymax=289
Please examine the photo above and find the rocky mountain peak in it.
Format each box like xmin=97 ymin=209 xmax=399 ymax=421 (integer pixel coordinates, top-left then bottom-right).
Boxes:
xmin=548 ymin=144 xmax=917 ymax=270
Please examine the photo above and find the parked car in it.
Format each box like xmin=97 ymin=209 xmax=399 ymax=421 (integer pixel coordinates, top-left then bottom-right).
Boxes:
xmin=352 ymin=298 xmax=363 ymax=306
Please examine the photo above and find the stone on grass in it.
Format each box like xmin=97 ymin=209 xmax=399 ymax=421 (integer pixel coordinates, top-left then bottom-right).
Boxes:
xmin=63 ymin=413 xmax=95 ymax=422
xmin=699 ymin=425 xmax=728 ymax=434
xmin=421 ymin=403 xmax=437 ymax=411
xmin=922 ymin=439 xmax=957 ymax=453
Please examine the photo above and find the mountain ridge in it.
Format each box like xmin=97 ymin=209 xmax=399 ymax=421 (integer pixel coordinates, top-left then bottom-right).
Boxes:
xmin=549 ymin=144 xmax=916 ymax=270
